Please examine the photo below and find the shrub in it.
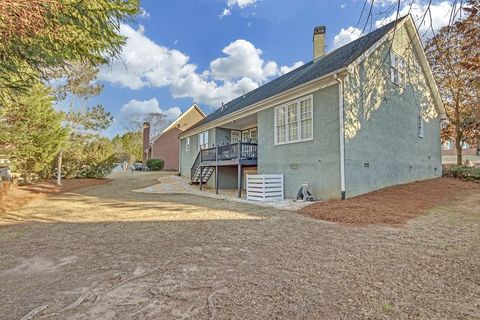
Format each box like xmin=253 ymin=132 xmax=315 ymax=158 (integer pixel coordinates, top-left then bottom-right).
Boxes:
xmin=444 ymin=165 xmax=480 ymax=182
xmin=147 ymin=159 xmax=164 ymax=171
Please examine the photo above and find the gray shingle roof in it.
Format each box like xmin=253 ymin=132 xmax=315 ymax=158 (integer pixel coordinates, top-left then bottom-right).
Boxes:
xmin=187 ymin=17 xmax=403 ymax=132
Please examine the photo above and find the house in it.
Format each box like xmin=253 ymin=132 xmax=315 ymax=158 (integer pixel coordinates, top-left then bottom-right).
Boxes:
xmin=143 ymin=104 xmax=206 ymax=171
xmin=178 ymin=15 xmax=446 ymax=200
xmin=442 ymin=140 xmax=479 ymax=157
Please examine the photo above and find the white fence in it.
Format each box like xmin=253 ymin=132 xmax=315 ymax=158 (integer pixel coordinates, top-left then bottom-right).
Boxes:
xmin=246 ymin=174 xmax=284 ymax=202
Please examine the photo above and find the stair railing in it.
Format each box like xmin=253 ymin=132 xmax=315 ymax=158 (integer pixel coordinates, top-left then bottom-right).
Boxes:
xmin=190 ymin=150 xmax=201 ymax=181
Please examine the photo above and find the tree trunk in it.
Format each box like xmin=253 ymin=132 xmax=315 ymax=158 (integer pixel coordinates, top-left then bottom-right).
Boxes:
xmin=56 ymin=150 xmax=63 ymax=186
xmin=453 ymin=99 xmax=463 ymax=166
xmin=455 ymin=136 xmax=463 ymax=165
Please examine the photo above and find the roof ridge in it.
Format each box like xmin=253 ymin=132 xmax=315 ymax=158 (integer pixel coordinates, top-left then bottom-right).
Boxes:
xmin=184 ymin=15 xmax=406 ymax=134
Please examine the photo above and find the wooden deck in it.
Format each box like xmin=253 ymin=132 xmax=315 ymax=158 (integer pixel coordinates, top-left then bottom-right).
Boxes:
xmin=191 ymin=142 xmax=258 ymax=197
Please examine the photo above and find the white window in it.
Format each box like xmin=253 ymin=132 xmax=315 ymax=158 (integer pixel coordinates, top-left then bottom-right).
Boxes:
xmin=231 ymin=131 xmax=241 ymax=144
xmin=186 ymin=137 xmax=190 ymax=151
xmin=241 ymin=128 xmax=258 ymax=143
xmin=242 ymin=130 xmax=250 ymax=142
xmin=390 ymin=51 xmax=405 ymax=86
xmin=274 ymin=95 xmax=313 ymax=145
xmin=418 ymin=115 xmax=424 ymax=138
xmin=249 ymin=128 xmax=257 ymax=143
xmin=198 ymin=131 xmax=208 ymax=149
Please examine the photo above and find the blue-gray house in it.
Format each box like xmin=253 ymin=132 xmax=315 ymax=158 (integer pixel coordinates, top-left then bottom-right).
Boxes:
xmin=178 ymin=15 xmax=446 ymax=200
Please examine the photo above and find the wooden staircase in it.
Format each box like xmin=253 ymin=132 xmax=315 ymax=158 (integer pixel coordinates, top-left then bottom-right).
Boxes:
xmin=190 ymin=166 xmax=214 ymax=184
xmin=190 ymin=150 xmax=214 ymax=184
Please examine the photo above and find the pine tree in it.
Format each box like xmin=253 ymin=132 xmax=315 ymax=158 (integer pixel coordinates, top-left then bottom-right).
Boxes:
xmin=0 ymin=0 xmax=139 ymax=105
xmin=0 ymin=85 xmax=69 ymax=182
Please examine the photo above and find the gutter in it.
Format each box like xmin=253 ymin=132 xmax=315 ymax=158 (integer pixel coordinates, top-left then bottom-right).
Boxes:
xmin=334 ymin=73 xmax=346 ymax=200
xmin=179 ymin=68 xmax=346 ymax=139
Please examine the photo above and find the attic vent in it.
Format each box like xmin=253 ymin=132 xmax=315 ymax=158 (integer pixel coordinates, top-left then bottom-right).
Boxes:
xmin=364 ymin=162 xmax=370 ymax=169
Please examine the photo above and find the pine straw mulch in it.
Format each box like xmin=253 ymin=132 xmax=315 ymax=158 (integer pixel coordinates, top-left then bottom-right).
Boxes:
xmin=300 ymin=177 xmax=480 ymax=226
xmin=0 ymin=178 xmax=110 ymax=214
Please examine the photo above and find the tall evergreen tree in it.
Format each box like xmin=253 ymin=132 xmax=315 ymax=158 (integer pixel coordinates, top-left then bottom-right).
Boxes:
xmin=0 ymin=85 xmax=68 ymax=182
xmin=0 ymin=0 xmax=139 ymax=105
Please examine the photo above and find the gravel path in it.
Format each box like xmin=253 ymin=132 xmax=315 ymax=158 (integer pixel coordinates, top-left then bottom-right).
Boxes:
xmin=0 ymin=171 xmax=479 ymax=319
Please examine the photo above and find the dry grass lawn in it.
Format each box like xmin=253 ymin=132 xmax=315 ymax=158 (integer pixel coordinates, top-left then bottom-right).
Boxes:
xmin=0 ymin=171 xmax=479 ymax=319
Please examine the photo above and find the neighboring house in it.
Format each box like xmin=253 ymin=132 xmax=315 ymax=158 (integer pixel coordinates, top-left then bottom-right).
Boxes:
xmin=143 ymin=104 xmax=206 ymax=171
xmin=178 ymin=15 xmax=446 ymax=200
xmin=442 ymin=140 xmax=479 ymax=156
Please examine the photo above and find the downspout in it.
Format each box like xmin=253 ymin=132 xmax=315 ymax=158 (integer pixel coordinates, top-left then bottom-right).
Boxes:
xmin=334 ymin=74 xmax=346 ymax=200
xmin=178 ymin=138 xmax=182 ymax=176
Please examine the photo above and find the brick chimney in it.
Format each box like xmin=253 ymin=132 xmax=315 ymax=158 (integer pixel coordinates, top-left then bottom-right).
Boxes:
xmin=313 ymin=25 xmax=326 ymax=61
xmin=143 ymin=122 xmax=150 ymax=163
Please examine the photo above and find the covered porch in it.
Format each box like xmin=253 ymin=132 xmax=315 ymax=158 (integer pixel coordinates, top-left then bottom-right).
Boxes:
xmin=190 ymin=113 xmax=259 ymax=198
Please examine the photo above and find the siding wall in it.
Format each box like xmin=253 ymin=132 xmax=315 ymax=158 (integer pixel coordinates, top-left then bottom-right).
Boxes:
xmin=343 ymin=23 xmax=442 ymax=197
xmin=180 ymin=127 xmax=237 ymax=189
xmin=257 ymin=85 xmax=342 ymax=200
xmin=150 ymin=127 xmax=181 ymax=170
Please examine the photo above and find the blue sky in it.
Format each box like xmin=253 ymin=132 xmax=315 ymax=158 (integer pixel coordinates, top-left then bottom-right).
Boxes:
xmin=95 ymin=0 xmax=457 ymax=137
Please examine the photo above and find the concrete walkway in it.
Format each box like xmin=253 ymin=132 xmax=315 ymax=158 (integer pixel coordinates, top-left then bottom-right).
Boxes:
xmin=131 ymin=172 xmax=311 ymax=211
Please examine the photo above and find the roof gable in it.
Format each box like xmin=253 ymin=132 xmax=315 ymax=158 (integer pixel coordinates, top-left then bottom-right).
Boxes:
xmin=186 ymin=18 xmax=404 ymax=133
xmin=150 ymin=104 xmax=205 ymax=143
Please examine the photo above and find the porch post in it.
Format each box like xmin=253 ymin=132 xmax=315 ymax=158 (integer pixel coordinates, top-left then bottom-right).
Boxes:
xmin=199 ymin=149 xmax=203 ymax=190
xmin=215 ymin=146 xmax=219 ymax=194
xmin=215 ymin=166 xmax=219 ymax=194
xmin=237 ymin=163 xmax=242 ymax=198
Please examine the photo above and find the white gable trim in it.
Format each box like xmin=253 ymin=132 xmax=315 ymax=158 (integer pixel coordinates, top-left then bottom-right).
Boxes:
xmin=151 ymin=103 xmax=206 ymax=143
xmin=403 ymin=16 xmax=447 ymax=119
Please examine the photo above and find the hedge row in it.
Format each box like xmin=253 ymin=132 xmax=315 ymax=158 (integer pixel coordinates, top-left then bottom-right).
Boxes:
xmin=444 ymin=165 xmax=480 ymax=182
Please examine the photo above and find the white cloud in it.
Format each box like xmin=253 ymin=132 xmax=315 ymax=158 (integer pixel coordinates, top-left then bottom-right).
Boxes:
xmin=120 ymin=98 xmax=161 ymax=116
xmin=375 ymin=1 xmax=460 ymax=38
xmin=115 ymin=98 xmax=182 ymax=133
xmin=373 ymin=0 xmax=399 ymax=7
xmin=98 ymin=25 xmax=195 ymax=90
xmin=219 ymin=0 xmax=257 ymax=19
xmin=332 ymin=1 xmax=459 ymax=50
xmin=219 ymin=8 xmax=231 ymax=19
xmin=280 ymin=61 xmax=304 ymax=75
xmin=99 ymin=24 xmax=300 ymax=108
xmin=333 ymin=26 xmax=363 ymax=49
xmin=227 ymin=0 xmax=257 ymax=9
xmin=210 ymin=40 xmax=278 ymax=82
xmin=139 ymin=7 xmax=150 ymax=18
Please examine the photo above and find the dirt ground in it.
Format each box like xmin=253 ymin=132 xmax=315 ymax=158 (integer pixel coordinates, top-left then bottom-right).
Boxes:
xmin=0 ymin=171 xmax=479 ymax=319
xmin=0 ymin=178 xmax=110 ymax=214
xmin=301 ymin=178 xmax=480 ymax=226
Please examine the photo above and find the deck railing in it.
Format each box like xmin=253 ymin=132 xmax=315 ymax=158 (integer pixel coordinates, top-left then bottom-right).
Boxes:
xmin=200 ymin=142 xmax=258 ymax=163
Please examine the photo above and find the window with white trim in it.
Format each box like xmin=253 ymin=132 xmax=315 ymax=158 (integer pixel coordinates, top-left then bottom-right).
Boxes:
xmin=185 ymin=137 xmax=190 ymax=151
xmin=198 ymin=131 xmax=208 ymax=149
xmin=249 ymin=128 xmax=257 ymax=142
xmin=231 ymin=130 xmax=241 ymax=144
xmin=274 ymin=96 xmax=313 ymax=145
xmin=390 ymin=51 xmax=405 ymax=86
